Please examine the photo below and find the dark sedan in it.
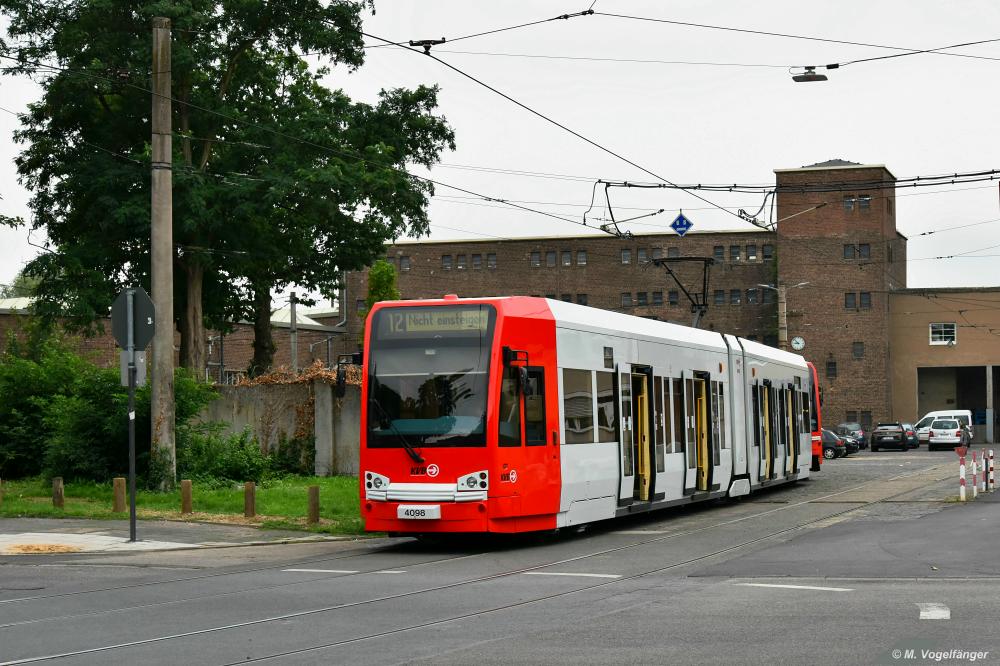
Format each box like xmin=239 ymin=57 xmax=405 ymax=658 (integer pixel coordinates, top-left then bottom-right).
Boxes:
xmin=901 ymin=423 xmax=919 ymax=449
xmin=870 ymin=422 xmax=907 ymax=452
xmin=821 ymin=428 xmax=847 ymax=459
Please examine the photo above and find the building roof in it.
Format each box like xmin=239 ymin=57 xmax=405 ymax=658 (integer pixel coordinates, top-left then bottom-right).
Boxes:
xmin=388 ymin=226 xmax=770 ymax=247
xmin=803 ymin=159 xmax=862 ymax=168
xmin=0 ymin=297 xmax=33 ymax=312
xmin=774 ymin=161 xmax=896 ymax=179
xmin=893 ymin=286 xmax=1000 ymax=295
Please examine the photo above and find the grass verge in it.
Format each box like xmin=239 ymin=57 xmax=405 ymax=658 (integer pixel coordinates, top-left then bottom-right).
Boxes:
xmin=0 ymin=476 xmax=364 ymax=535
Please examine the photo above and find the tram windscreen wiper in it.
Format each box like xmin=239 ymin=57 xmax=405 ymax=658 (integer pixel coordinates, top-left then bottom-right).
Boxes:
xmin=369 ymin=395 xmax=425 ymax=464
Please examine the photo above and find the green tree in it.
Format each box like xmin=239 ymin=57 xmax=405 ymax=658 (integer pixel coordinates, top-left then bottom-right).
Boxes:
xmin=0 ymin=0 xmax=454 ymax=376
xmin=364 ymin=258 xmax=400 ymax=316
xmin=0 ymin=269 xmax=40 ymax=298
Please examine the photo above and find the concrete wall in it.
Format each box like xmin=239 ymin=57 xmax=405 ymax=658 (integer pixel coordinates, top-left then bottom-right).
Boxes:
xmin=201 ymin=380 xmax=361 ymax=476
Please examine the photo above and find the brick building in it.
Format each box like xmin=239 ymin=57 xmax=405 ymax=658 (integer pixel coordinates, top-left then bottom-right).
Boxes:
xmin=344 ymin=160 xmax=999 ymax=437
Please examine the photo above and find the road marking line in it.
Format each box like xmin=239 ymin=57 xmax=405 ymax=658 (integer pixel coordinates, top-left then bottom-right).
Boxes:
xmin=282 ymin=569 xmax=359 ymax=574
xmin=614 ymin=530 xmax=667 ymax=535
xmin=523 ymin=572 xmax=622 ymax=579
xmin=376 ymin=570 xmax=406 ymax=574
xmin=917 ymin=602 xmax=950 ymax=620
xmin=735 ymin=583 xmax=853 ymax=592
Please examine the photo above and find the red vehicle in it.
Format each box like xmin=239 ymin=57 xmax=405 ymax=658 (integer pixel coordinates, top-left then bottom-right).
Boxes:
xmin=806 ymin=362 xmax=823 ymax=471
xmin=357 ymin=295 xmax=816 ymax=535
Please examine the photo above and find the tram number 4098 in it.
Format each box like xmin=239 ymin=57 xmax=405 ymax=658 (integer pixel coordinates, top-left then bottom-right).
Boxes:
xmin=397 ymin=505 xmax=441 ymax=520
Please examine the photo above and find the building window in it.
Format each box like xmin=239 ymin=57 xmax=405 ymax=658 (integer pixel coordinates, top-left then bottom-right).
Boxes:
xmin=472 ymin=254 xmax=482 ymax=270
xmin=746 ymin=288 xmax=759 ymax=304
xmin=546 ymin=251 xmax=556 ymax=267
xmin=652 ymin=291 xmax=663 ymax=306
xmin=747 ymin=244 xmax=757 ymax=260
xmin=621 ymin=248 xmax=631 ymax=265
xmin=530 ymin=251 xmax=541 ymax=267
xmin=637 ymin=248 xmax=648 ymax=264
xmin=843 ymin=244 xmax=856 ymax=260
xmin=730 ymin=245 xmax=740 ymax=261
xmin=714 ymin=290 xmax=725 ymax=305
xmin=636 ymin=292 xmax=648 ymax=306
xmin=577 ymin=250 xmax=587 ymax=266
xmin=621 ymin=292 xmax=632 ymax=308
xmin=852 ymin=341 xmax=865 ymax=359
xmin=763 ymin=333 xmax=778 ymax=347
xmin=762 ymin=288 xmax=775 ymax=304
xmin=859 ymin=244 xmax=871 ymax=259
xmin=561 ymin=250 xmax=572 ymax=267
xmin=929 ymin=322 xmax=957 ymax=345
xmin=860 ymin=411 xmax=872 ymax=428
xmin=826 ymin=360 xmax=837 ymax=379
xmin=652 ymin=248 xmax=662 ymax=261
xmin=456 ymin=254 xmax=467 ymax=270
xmin=887 ymin=198 xmax=893 ymax=215
xmin=843 ymin=195 xmax=856 ymax=212
xmin=545 ymin=293 xmax=556 ymax=299
xmin=441 ymin=255 xmax=452 ymax=270
xmin=561 ymin=293 xmax=572 ymax=302
xmin=400 ymin=256 xmax=411 ymax=271
xmin=577 ymin=294 xmax=588 ymax=306
xmin=845 ymin=292 xmax=857 ymax=309
xmin=487 ymin=253 xmax=497 ymax=269
xmin=713 ymin=246 xmax=724 ymax=261
xmin=667 ymin=246 xmax=680 ymax=258
xmin=887 ymin=246 xmax=894 ymax=263
xmin=356 ymin=299 xmax=366 ymax=312
xmin=668 ymin=290 xmax=679 ymax=306
xmin=858 ymin=195 xmax=871 ymax=210
xmin=860 ymin=292 xmax=871 ymax=309
xmin=846 ymin=410 xmax=858 ymax=423
xmin=730 ymin=289 xmax=741 ymax=305
xmin=746 ymin=334 xmax=758 ymax=342
xmin=763 ymin=244 xmax=774 ymax=261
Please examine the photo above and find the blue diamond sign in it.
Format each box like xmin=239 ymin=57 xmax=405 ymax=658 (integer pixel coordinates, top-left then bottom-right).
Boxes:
xmin=670 ymin=212 xmax=693 ymax=237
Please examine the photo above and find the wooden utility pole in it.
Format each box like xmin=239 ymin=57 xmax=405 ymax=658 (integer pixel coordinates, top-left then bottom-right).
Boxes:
xmin=151 ymin=17 xmax=176 ymax=489
xmin=290 ymin=291 xmax=298 ymax=373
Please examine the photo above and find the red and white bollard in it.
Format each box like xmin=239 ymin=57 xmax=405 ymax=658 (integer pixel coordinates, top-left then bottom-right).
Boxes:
xmin=971 ymin=451 xmax=978 ymax=499
xmin=989 ymin=449 xmax=995 ymax=493
xmin=959 ymin=450 xmax=967 ymax=502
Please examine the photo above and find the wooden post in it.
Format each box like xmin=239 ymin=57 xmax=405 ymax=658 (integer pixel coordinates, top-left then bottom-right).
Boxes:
xmin=181 ymin=479 xmax=193 ymax=514
xmin=244 ymin=481 xmax=256 ymax=518
xmin=52 ymin=477 xmax=64 ymax=509
xmin=113 ymin=477 xmax=126 ymax=513
xmin=307 ymin=485 xmax=320 ymax=524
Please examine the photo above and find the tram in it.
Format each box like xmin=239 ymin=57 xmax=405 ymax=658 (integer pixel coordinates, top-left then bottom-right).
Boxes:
xmin=358 ymin=295 xmax=816 ymax=534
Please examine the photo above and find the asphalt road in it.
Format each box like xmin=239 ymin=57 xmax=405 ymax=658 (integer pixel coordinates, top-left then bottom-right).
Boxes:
xmin=1 ymin=447 xmax=998 ymax=665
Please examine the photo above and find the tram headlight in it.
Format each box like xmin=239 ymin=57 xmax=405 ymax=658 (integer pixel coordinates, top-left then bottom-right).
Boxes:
xmin=364 ymin=472 xmax=390 ymax=499
xmin=372 ymin=477 xmax=383 ymax=489
xmin=457 ymin=471 xmax=488 ymax=492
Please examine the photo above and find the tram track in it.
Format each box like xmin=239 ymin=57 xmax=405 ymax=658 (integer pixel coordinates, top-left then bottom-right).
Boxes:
xmin=0 ymin=462 xmax=954 ymax=665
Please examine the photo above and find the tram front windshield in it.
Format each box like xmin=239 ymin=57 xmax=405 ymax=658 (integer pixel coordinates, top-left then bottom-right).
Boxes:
xmin=367 ymin=305 xmax=496 ymax=448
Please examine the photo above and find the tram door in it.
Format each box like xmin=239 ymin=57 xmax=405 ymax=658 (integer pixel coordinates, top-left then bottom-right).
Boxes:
xmin=682 ymin=372 xmax=711 ymax=493
xmin=785 ymin=386 xmax=798 ymax=475
xmin=618 ymin=366 xmax=654 ymax=503
xmin=758 ymin=383 xmax=774 ymax=481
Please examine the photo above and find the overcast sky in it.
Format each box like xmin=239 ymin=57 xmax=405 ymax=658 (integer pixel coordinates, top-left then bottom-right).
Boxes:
xmin=3 ymin=0 xmax=1000 ymax=297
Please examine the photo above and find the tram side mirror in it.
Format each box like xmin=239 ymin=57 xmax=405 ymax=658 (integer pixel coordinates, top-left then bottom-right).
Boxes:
xmin=335 ymin=365 xmax=347 ymax=398
xmin=518 ymin=367 xmax=530 ymax=395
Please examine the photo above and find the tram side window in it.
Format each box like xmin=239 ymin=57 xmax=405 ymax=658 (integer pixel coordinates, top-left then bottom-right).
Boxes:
xmin=563 ymin=369 xmax=595 ymax=444
xmin=671 ymin=378 xmax=684 ymax=453
xmin=654 ymin=375 xmax=665 ymax=473
xmin=751 ymin=385 xmax=762 ymax=448
xmin=498 ymin=367 xmax=522 ymax=447
xmin=595 ymin=371 xmax=617 ymax=443
xmin=719 ymin=383 xmax=727 ymax=449
xmin=525 ymin=368 xmax=546 ymax=446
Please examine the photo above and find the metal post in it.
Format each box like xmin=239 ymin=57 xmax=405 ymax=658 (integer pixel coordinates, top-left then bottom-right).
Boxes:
xmin=290 ymin=291 xmax=298 ymax=373
xmin=126 ymin=289 xmax=137 ymax=542
xmin=777 ymin=284 xmax=788 ymax=351
xmin=989 ymin=449 xmax=995 ymax=492
xmin=326 ymin=337 xmax=332 ymax=369
xmin=150 ymin=16 xmax=176 ymax=489
xmin=959 ymin=452 xmax=966 ymax=502
xmin=972 ymin=451 xmax=978 ymax=499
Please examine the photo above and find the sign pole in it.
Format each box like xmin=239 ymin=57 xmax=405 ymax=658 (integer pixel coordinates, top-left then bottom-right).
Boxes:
xmin=126 ymin=289 xmax=137 ymax=542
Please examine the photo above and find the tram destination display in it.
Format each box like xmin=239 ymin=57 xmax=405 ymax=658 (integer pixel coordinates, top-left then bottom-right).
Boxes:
xmin=376 ymin=306 xmax=493 ymax=338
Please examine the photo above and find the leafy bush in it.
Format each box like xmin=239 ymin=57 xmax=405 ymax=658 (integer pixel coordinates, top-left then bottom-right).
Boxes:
xmin=0 ymin=334 xmax=218 ymax=483
xmin=269 ymin=433 xmax=316 ymax=476
xmin=177 ymin=423 xmax=271 ymax=487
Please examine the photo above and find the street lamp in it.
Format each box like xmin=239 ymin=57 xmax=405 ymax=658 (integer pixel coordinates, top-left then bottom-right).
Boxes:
xmin=758 ymin=282 xmax=810 ymax=351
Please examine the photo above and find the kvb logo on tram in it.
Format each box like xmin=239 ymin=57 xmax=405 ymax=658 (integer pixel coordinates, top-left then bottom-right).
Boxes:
xmin=410 ymin=463 xmax=440 ymax=477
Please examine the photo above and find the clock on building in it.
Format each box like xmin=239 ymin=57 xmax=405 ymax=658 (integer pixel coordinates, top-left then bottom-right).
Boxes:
xmin=790 ymin=336 xmax=806 ymax=351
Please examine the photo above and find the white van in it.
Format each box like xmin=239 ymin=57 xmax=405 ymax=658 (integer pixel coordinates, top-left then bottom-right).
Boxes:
xmin=914 ymin=410 xmax=973 ymax=443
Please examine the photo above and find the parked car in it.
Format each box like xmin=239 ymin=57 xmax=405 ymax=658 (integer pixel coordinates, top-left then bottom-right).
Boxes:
xmin=821 ymin=428 xmax=847 ymax=459
xmin=842 ymin=435 xmax=859 ymax=455
xmin=901 ymin=423 xmax=919 ymax=449
xmin=914 ymin=410 xmax=973 ymax=444
xmin=870 ymin=422 xmax=907 ymax=451
xmin=835 ymin=422 xmax=867 ymax=449
xmin=928 ymin=419 xmax=970 ymax=451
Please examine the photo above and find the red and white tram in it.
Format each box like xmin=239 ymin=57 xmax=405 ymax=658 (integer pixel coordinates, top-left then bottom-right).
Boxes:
xmin=358 ymin=295 xmax=816 ymax=534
